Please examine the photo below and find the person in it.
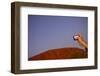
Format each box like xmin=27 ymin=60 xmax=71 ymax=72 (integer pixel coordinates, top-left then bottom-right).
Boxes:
xmin=73 ymin=33 xmax=88 ymax=51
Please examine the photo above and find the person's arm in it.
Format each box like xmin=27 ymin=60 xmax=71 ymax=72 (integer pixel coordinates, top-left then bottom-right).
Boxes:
xmin=73 ymin=34 xmax=88 ymax=49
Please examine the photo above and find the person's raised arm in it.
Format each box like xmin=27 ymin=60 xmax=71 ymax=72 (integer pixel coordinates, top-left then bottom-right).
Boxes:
xmin=73 ymin=33 xmax=88 ymax=49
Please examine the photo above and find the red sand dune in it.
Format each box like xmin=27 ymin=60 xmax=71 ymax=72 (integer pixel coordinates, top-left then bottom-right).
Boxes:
xmin=29 ymin=47 xmax=88 ymax=61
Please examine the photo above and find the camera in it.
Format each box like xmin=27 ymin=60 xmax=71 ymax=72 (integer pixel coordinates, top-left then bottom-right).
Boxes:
xmin=73 ymin=35 xmax=79 ymax=40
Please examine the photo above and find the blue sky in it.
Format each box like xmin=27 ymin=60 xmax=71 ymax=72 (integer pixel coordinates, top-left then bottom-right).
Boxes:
xmin=28 ymin=15 xmax=88 ymax=58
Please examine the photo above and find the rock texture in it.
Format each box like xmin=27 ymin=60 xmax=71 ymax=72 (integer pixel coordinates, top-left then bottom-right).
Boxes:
xmin=29 ymin=47 xmax=88 ymax=61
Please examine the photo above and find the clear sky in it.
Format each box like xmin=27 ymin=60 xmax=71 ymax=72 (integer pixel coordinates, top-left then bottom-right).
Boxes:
xmin=28 ymin=15 xmax=88 ymax=58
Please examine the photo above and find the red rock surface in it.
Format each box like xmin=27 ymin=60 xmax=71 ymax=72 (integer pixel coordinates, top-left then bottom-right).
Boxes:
xmin=29 ymin=47 xmax=87 ymax=61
